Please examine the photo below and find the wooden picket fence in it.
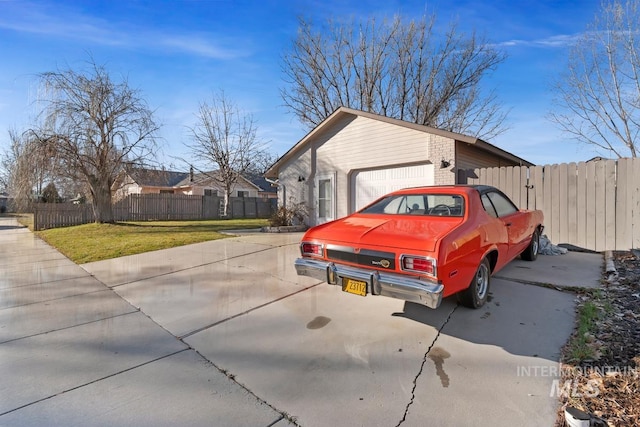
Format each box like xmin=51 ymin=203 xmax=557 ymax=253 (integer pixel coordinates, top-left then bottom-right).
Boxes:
xmin=463 ymin=158 xmax=640 ymax=251
xmin=34 ymin=194 xmax=275 ymax=230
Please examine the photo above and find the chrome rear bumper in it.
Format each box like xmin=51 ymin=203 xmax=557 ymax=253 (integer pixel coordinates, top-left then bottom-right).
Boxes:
xmin=295 ymin=257 xmax=444 ymax=309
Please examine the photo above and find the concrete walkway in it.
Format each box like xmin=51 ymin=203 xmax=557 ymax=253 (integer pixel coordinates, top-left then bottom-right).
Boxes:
xmin=0 ymin=217 xmax=293 ymax=426
xmin=0 ymin=216 xmax=605 ymax=426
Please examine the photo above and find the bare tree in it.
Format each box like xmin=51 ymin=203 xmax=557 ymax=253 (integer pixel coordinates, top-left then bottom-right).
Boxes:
xmin=281 ymin=15 xmax=507 ymax=139
xmin=1 ymin=129 xmax=55 ymax=211
xmin=244 ymin=151 xmax=280 ymax=182
xmin=186 ymin=91 xmax=268 ymax=216
xmin=31 ymin=59 xmax=159 ymax=222
xmin=549 ymin=0 xmax=640 ymax=158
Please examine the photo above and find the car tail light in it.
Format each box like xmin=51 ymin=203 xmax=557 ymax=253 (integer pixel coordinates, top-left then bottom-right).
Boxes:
xmin=301 ymin=242 xmax=323 ymax=257
xmin=401 ymin=255 xmax=436 ymax=276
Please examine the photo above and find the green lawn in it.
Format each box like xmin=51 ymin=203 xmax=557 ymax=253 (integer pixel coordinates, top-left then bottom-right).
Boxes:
xmin=35 ymin=219 xmax=269 ymax=264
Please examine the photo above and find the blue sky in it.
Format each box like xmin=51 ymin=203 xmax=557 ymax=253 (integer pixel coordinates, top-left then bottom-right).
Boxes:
xmin=0 ymin=0 xmax=604 ymax=168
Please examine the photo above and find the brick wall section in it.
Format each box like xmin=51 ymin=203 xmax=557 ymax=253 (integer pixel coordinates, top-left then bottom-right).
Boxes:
xmin=429 ymin=135 xmax=456 ymax=185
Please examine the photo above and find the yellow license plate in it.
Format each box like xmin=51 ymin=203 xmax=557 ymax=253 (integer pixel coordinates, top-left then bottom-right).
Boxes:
xmin=342 ymin=278 xmax=367 ymax=297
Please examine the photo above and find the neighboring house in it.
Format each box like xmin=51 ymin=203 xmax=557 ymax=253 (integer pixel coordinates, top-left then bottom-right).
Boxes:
xmin=249 ymin=176 xmax=278 ymax=200
xmin=112 ymin=167 xmax=261 ymax=201
xmin=265 ymin=106 xmax=534 ymax=226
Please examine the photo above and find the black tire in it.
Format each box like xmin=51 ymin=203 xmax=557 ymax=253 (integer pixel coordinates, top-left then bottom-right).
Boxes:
xmin=521 ymin=228 xmax=540 ymax=261
xmin=458 ymin=257 xmax=491 ymax=309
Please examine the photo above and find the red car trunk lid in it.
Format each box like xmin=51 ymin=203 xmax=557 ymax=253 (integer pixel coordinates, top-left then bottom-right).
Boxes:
xmin=308 ymin=214 xmax=463 ymax=253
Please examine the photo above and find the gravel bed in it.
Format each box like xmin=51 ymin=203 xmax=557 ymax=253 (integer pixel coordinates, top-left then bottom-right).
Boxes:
xmin=556 ymin=251 xmax=640 ymax=426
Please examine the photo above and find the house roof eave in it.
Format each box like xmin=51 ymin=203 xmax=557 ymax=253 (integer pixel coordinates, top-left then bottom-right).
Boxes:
xmin=264 ymin=106 xmax=534 ymax=178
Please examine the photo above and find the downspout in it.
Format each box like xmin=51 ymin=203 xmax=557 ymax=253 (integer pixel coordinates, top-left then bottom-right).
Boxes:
xmin=265 ymin=178 xmax=285 ymax=208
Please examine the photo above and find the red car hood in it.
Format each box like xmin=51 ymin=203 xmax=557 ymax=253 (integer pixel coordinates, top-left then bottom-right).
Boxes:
xmin=305 ymin=214 xmax=463 ymax=252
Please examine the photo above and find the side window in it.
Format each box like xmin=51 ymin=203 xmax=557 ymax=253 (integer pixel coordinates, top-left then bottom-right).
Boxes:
xmin=406 ymin=195 xmax=425 ymax=213
xmin=481 ymin=194 xmax=498 ymax=218
xmin=487 ymin=191 xmax=517 ymax=217
xmin=318 ymin=178 xmax=333 ymax=220
xmin=383 ymin=197 xmax=403 ymax=214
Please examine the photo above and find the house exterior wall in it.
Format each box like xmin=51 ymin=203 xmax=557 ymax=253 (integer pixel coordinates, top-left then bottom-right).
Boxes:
xmin=455 ymin=142 xmax=522 ymax=170
xmin=430 ymin=135 xmax=457 ymax=185
xmin=455 ymin=142 xmax=526 ymax=184
xmin=277 ymin=115 xmax=458 ymax=225
xmin=179 ymin=186 xmax=258 ymax=198
xmin=314 ymin=115 xmax=440 ymax=221
xmin=120 ymin=182 xmax=258 ymax=199
xmin=275 ymin=114 xmax=529 ymax=227
xmin=276 ymin=144 xmax=313 ymax=215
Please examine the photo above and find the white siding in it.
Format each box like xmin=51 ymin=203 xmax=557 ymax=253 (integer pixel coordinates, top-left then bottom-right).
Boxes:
xmin=313 ymin=115 xmax=447 ymax=220
xmin=277 ymin=146 xmax=313 ymax=219
xmin=277 ymin=114 xmax=457 ymax=226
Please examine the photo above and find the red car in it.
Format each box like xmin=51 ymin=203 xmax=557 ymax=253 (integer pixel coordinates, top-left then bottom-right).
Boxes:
xmin=295 ymin=185 xmax=544 ymax=309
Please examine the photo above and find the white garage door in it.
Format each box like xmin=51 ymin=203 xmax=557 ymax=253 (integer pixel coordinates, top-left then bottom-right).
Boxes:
xmin=353 ymin=163 xmax=435 ymax=211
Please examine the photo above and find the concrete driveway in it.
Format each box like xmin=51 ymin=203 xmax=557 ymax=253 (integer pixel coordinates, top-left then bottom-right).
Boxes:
xmin=0 ymin=217 xmax=604 ymax=426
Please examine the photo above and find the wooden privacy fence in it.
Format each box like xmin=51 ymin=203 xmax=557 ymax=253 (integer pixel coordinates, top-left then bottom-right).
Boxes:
xmin=34 ymin=194 xmax=275 ymax=230
xmin=33 ymin=203 xmax=93 ymax=231
xmin=463 ymin=158 xmax=640 ymax=252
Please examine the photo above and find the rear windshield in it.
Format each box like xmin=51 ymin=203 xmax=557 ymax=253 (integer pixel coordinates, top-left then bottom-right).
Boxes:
xmin=360 ymin=194 xmax=464 ymax=217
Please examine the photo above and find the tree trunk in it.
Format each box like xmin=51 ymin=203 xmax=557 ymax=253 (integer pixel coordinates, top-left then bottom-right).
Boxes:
xmin=91 ymin=179 xmax=114 ymax=223
xmin=223 ymin=190 xmax=231 ymax=217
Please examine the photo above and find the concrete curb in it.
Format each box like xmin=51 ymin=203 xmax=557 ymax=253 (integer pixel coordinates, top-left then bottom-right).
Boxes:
xmin=261 ymin=225 xmax=308 ymax=233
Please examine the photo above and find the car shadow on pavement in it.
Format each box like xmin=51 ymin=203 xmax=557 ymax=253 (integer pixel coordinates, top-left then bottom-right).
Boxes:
xmin=391 ymin=278 xmax=576 ymax=361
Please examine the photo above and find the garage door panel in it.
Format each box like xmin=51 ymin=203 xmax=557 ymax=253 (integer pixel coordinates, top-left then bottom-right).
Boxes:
xmin=353 ymin=164 xmax=434 ymax=211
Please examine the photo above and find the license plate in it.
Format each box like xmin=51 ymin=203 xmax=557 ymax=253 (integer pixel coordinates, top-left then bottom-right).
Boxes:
xmin=342 ymin=278 xmax=367 ymax=296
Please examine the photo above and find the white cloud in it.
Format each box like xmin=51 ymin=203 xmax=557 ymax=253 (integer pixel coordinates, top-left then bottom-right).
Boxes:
xmin=160 ymin=35 xmax=247 ymax=60
xmin=495 ymin=33 xmax=583 ymax=49
xmin=0 ymin=2 xmax=248 ymax=59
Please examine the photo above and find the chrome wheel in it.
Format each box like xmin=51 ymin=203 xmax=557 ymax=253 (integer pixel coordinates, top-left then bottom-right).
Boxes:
xmin=458 ymin=257 xmax=491 ymax=309
xmin=475 ymin=261 xmax=489 ymax=300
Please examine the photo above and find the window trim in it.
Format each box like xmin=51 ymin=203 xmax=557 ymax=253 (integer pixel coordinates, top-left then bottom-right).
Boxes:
xmin=315 ymin=172 xmax=336 ymax=223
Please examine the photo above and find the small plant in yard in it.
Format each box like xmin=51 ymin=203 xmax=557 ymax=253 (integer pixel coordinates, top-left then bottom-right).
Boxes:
xmin=269 ymin=199 xmax=308 ymax=227
xmin=563 ymin=289 xmax=615 ymax=363
xmin=566 ymin=298 xmax=604 ymax=362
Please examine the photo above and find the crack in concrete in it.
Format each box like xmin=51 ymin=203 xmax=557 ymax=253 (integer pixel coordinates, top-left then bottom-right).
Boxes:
xmin=0 ymin=348 xmax=190 ymax=417
xmin=191 ymin=348 xmax=302 ymax=427
xmin=395 ymin=303 xmax=459 ymax=427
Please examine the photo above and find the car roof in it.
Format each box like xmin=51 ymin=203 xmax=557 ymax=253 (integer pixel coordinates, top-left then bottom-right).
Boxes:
xmin=390 ymin=185 xmax=498 ymax=195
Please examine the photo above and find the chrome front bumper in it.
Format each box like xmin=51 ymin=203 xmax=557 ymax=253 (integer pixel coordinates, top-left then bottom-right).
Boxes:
xmin=295 ymin=258 xmax=444 ymax=309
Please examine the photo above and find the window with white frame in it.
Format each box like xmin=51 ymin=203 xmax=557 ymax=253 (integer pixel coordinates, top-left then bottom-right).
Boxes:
xmin=317 ymin=174 xmax=335 ymax=221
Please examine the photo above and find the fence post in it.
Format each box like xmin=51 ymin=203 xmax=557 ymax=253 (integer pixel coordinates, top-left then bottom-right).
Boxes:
xmin=33 ymin=206 xmax=39 ymax=231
